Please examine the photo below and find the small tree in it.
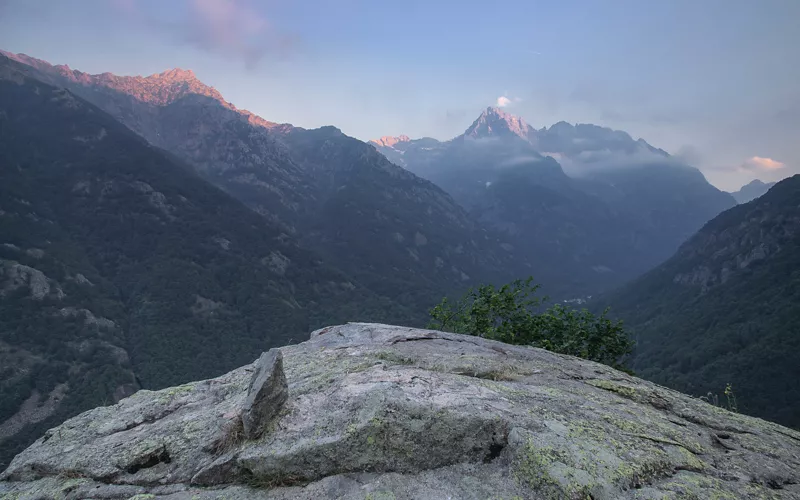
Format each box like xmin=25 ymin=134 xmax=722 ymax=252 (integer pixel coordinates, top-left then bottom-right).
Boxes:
xmin=428 ymin=277 xmax=633 ymax=370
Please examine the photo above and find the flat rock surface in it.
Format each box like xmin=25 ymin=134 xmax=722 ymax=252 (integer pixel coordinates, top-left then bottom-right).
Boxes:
xmin=2 ymin=323 xmax=799 ymax=499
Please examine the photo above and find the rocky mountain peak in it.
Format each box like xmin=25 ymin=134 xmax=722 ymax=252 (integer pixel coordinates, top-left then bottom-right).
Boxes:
xmin=92 ymin=67 xmax=223 ymax=106
xmin=150 ymin=67 xmax=198 ymax=82
xmin=370 ymin=134 xmax=411 ymax=148
xmin=463 ymin=106 xmax=533 ymax=141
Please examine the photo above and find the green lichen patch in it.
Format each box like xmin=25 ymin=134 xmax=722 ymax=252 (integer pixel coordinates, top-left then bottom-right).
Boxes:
xmin=588 ymin=379 xmax=639 ymax=400
xmin=648 ymin=471 xmax=742 ymax=500
xmin=509 ymin=418 xmax=712 ymax=500
xmin=363 ymin=491 xmax=397 ymax=500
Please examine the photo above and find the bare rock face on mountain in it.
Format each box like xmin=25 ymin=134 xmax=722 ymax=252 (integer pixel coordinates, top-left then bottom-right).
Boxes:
xmin=3 ymin=323 xmax=799 ymax=499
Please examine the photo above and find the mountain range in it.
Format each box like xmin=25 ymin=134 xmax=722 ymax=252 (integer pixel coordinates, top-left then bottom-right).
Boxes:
xmin=372 ymin=107 xmax=737 ymax=294
xmin=0 ymin=50 xmax=527 ymax=315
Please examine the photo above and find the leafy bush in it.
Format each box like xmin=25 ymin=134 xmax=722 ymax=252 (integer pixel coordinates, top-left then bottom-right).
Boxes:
xmin=428 ymin=277 xmax=634 ymax=370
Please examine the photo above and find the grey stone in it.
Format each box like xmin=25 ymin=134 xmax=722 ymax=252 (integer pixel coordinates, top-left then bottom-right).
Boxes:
xmin=241 ymin=348 xmax=288 ymax=440
xmin=2 ymin=323 xmax=800 ymax=499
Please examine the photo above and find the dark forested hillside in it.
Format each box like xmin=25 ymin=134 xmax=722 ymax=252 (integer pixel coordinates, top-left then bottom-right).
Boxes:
xmin=599 ymin=174 xmax=800 ymax=428
xmin=0 ymin=55 xmax=406 ymax=468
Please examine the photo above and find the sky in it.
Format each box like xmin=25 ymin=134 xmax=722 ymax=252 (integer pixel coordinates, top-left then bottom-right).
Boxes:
xmin=1 ymin=0 xmax=798 ymax=191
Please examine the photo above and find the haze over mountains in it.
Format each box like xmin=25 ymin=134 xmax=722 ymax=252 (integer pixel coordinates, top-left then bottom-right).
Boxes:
xmin=372 ymin=106 xmax=736 ymax=293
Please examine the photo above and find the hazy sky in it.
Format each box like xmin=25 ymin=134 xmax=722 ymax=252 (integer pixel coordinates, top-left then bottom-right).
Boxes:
xmin=1 ymin=0 xmax=797 ymax=191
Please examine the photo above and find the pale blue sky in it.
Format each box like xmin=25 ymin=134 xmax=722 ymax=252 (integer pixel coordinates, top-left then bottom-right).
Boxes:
xmin=1 ymin=0 xmax=798 ymax=190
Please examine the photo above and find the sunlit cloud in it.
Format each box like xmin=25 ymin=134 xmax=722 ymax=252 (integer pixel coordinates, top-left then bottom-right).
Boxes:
xmin=741 ymin=156 xmax=785 ymax=171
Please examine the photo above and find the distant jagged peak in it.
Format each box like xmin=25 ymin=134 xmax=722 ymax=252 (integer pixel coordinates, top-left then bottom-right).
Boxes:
xmin=148 ymin=67 xmax=198 ymax=82
xmin=463 ymin=106 xmax=533 ymax=141
xmin=86 ymin=67 xmax=225 ymax=106
xmin=370 ymin=135 xmax=411 ymax=148
xmin=742 ymin=178 xmax=771 ymax=188
xmin=546 ymin=120 xmax=575 ymax=134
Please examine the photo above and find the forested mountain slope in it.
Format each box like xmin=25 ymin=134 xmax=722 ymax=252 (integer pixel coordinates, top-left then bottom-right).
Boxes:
xmin=600 ymin=174 xmax=800 ymax=428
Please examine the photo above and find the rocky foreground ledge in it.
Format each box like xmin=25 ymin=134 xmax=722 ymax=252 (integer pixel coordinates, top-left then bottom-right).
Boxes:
xmin=1 ymin=324 xmax=799 ymax=499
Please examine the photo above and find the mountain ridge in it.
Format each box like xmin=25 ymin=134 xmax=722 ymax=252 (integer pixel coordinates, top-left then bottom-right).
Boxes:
xmin=0 ymin=50 xmax=280 ymax=130
xmin=729 ymin=178 xmax=777 ymax=204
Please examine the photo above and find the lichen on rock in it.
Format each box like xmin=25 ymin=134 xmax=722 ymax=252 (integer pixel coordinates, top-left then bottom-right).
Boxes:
xmin=1 ymin=323 xmax=799 ymax=499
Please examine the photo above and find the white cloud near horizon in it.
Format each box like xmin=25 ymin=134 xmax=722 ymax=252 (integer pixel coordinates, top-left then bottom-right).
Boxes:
xmin=741 ymin=156 xmax=785 ymax=171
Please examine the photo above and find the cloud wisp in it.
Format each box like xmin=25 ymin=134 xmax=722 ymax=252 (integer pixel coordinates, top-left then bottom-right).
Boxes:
xmin=113 ymin=0 xmax=297 ymax=68
xmin=741 ymin=156 xmax=785 ymax=171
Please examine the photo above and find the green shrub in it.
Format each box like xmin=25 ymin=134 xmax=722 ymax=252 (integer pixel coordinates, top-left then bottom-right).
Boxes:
xmin=428 ymin=277 xmax=634 ymax=370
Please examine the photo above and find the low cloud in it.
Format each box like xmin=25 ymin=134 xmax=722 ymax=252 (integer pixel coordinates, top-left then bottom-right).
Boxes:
xmin=113 ymin=0 xmax=297 ymax=68
xmin=496 ymin=155 xmax=545 ymax=168
xmin=673 ymin=144 xmax=704 ymax=166
xmin=741 ymin=156 xmax=785 ymax=171
xmin=496 ymin=95 xmax=521 ymax=108
xmin=704 ymin=155 xmax=787 ymax=174
xmin=552 ymin=147 xmax=685 ymax=177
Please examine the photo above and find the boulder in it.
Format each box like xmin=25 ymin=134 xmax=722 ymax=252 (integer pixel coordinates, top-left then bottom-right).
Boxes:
xmin=1 ymin=323 xmax=799 ymax=499
xmin=241 ymin=348 xmax=288 ymax=440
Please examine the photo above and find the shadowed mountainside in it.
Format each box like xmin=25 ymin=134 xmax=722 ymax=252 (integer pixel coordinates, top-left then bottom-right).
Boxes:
xmin=598 ymin=174 xmax=800 ymax=428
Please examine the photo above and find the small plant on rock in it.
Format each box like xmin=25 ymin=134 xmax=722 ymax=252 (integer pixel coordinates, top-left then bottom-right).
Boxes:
xmin=700 ymin=383 xmax=739 ymax=413
xmin=212 ymin=413 xmax=245 ymax=455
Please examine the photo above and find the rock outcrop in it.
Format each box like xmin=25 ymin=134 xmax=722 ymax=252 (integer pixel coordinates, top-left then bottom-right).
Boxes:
xmin=241 ymin=349 xmax=288 ymax=440
xmin=2 ymin=323 xmax=799 ymax=499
